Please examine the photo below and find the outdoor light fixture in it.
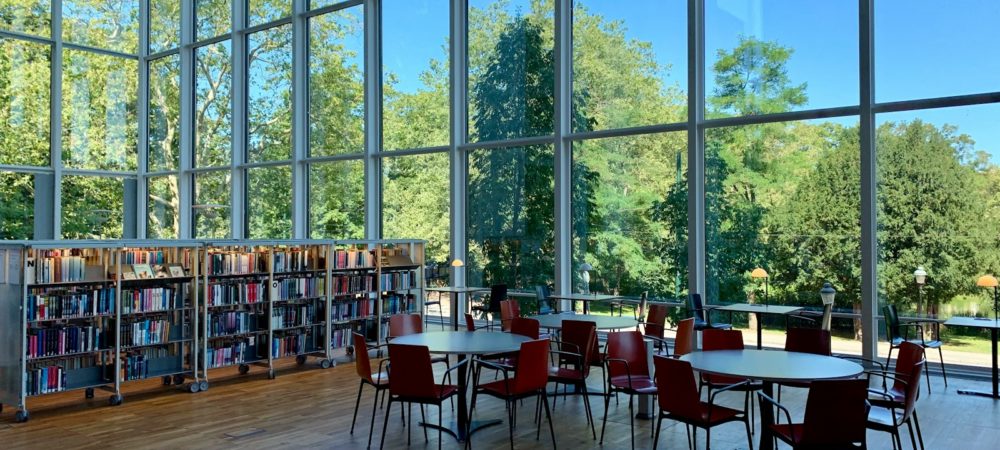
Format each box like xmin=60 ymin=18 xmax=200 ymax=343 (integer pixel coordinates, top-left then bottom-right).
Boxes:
xmin=914 ymin=266 xmax=927 ymax=313
xmin=751 ymin=267 xmax=769 ymax=307
xmin=977 ymin=274 xmax=999 ymax=322
xmin=820 ymin=282 xmax=836 ymax=330
xmin=579 ymin=262 xmax=593 ymax=294
xmin=451 ymin=259 xmax=464 ymax=267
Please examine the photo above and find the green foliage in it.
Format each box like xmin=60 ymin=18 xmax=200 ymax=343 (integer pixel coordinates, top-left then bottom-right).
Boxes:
xmin=710 ymin=36 xmax=807 ymax=117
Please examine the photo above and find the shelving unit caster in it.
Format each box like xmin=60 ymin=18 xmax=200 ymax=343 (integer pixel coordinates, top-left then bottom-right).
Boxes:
xmin=296 ymin=355 xmax=307 ymax=366
xmin=238 ymin=364 xmax=250 ymax=375
xmin=15 ymin=410 xmax=28 ymax=423
xmin=85 ymin=388 xmax=94 ymax=399
xmin=319 ymin=359 xmax=332 ymax=369
xmin=161 ymin=376 xmax=172 ymax=386
xmin=108 ymin=395 xmax=123 ymax=406
xmin=267 ymin=369 xmax=276 ymax=380
xmin=188 ymin=382 xmax=201 ymax=393
xmin=346 ymin=345 xmax=355 ymax=357
xmin=199 ymin=381 xmax=209 ymax=392
xmin=173 ymin=374 xmax=186 ymax=385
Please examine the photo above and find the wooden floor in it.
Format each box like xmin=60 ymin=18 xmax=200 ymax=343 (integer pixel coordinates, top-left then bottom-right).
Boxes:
xmin=1 ymin=355 xmax=998 ymax=450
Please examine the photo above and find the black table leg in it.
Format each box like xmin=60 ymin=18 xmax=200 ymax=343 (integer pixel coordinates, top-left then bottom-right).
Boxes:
xmin=450 ymin=293 xmax=459 ymax=331
xmin=758 ymin=381 xmax=775 ymax=450
xmin=419 ymin=353 xmax=504 ymax=441
xmin=957 ymin=329 xmax=1000 ymax=399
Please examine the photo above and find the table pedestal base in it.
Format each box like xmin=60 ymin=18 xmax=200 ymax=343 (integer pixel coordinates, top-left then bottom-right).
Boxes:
xmin=957 ymin=389 xmax=1000 ymax=399
xmin=419 ymin=418 xmax=503 ymax=442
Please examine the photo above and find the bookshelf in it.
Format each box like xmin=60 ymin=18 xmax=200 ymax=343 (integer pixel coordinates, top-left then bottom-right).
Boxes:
xmin=0 ymin=240 xmax=202 ymax=423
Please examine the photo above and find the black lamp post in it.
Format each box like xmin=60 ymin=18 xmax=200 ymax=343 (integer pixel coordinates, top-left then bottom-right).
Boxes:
xmin=978 ymin=275 xmax=999 ymax=322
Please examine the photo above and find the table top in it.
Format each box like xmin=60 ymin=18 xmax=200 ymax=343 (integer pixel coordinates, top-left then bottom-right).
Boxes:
xmin=714 ymin=303 xmax=803 ymax=315
xmin=528 ymin=313 xmax=638 ymax=330
xmin=680 ymin=349 xmax=863 ymax=383
xmin=390 ymin=331 xmax=531 ymax=355
xmin=426 ymin=286 xmax=491 ymax=294
xmin=548 ymin=293 xmax=623 ymax=301
xmin=944 ymin=316 xmax=1000 ymax=329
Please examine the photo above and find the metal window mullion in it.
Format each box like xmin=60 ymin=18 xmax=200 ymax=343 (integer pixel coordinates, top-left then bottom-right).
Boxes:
xmin=231 ymin=0 xmax=248 ymax=239
xmin=859 ymin=0 xmax=878 ymax=365
xmin=553 ymin=0 xmax=572 ymax=304
xmin=49 ymin=0 xmax=63 ymax=239
xmin=688 ymin=0 xmax=706 ymax=299
xmin=137 ymin=0 xmax=150 ymax=238
xmin=450 ymin=0 xmax=467 ymax=293
xmin=363 ymin=0 xmax=382 ymax=240
xmin=291 ymin=0 xmax=309 ymax=239
xmin=179 ymin=0 xmax=195 ymax=238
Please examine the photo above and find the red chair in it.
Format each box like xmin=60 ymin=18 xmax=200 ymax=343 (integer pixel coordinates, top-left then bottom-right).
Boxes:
xmin=641 ymin=303 xmax=671 ymax=355
xmin=378 ymin=344 xmax=465 ymax=450
xmin=465 ymin=313 xmax=476 ymax=331
xmin=549 ymin=319 xmax=598 ymax=439
xmin=469 ymin=339 xmax=557 ymax=449
xmin=867 ymin=341 xmax=927 ymax=450
xmin=652 ymin=356 xmax=753 ymax=450
xmin=700 ymin=329 xmax=762 ymax=428
xmin=500 ymin=300 xmax=516 ymax=331
xmin=491 ymin=317 xmax=542 ymax=369
xmin=387 ymin=313 xmax=452 ymax=409
xmin=758 ymin=378 xmax=870 ymax=449
xmin=599 ymin=331 xmax=657 ymax=450
xmin=350 ymin=333 xmax=390 ymax=449
xmin=672 ymin=317 xmax=695 ymax=358
xmin=777 ymin=328 xmax=832 ymax=401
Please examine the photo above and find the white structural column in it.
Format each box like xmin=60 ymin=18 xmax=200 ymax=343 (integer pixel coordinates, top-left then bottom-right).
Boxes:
xmin=230 ymin=0 xmax=248 ymax=239
xmin=291 ymin=0 xmax=309 ymax=239
xmin=553 ymin=0 xmax=572 ymax=308
xmin=178 ymin=1 xmax=195 ymax=239
xmin=449 ymin=0 xmax=468 ymax=304
xmin=363 ymin=0 xmax=383 ymax=239
xmin=136 ymin=0 xmax=150 ymax=238
xmin=49 ymin=0 xmax=64 ymax=239
xmin=858 ymin=0 xmax=879 ymax=364
xmin=687 ymin=0 xmax=707 ymax=299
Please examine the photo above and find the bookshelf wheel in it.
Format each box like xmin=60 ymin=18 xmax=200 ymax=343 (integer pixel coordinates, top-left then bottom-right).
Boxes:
xmin=188 ymin=383 xmax=200 ymax=393
xmin=199 ymin=381 xmax=209 ymax=392
xmin=319 ymin=359 xmax=332 ymax=369
xmin=296 ymin=355 xmax=307 ymax=366
xmin=346 ymin=345 xmax=355 ymax=357
xmin=109 ymin=395 xmax=123 ymax=406
xmin=173 ymin=375 xmax=186 ymax=386
xmin=14 ymin=411 xmax=28 ymax=423
xmin=267 ymin=369 xmax=276 ymax=380
xmin=161 ymin=376 xmax=172 ymax=386
xmin=238 ymin=364 xmax=250 ymax=375
xmin=85 ymin=388 xmax=95 ymax=399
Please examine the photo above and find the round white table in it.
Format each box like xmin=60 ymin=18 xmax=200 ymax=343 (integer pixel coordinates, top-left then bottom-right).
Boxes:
xmin=390 ymin=331 xmax=532 ymax=442
xmin=681 ymin=349 xmax=863 ymax=450
xmin=529 ymin=313 xmax=638 ymax=330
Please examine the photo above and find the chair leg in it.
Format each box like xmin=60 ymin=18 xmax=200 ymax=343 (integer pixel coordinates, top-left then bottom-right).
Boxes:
xmin=628 ymin=394 xmax=635 ymax=450
xmin=892 ymin=429 xmax=902 ymax=450
xmin=744 ymin=415 xmax=754 ymax=450
xmin=407 ymin=403 xmax=412 ymax=445
xmin=923 ymin=348 xmax=932 ymax=394
xmin=379 ymin=398 xmax=393 ymax=450
xmin=367 ymin=388 xmax=381 ymax=449
xmin=685 ymin=424 xmax=692 ymax=450
xmin=938 ymin=346 xmax=948 ymax=387
xmin=652 ymin=416 xmax=663 ymax=450
xmin=706 ymin=426 xmax=711 ymax=450
xmin=420 ymin=404 xmax=429 ymax=443
xmin=350 ymin=380 xmax=364 ymax=434
xmin=907 ymin=419 xmax=918 ymax=450
xmin=438 ymin=404 xmax=443 ymax=450
xmin=542 ymin=392 xmax=557 ymax=449
xmin=507 ymin=399 xmax=515 ymax=450
xmin=581 ymin=382 xmax=596 ymax=439
xmin=913 ymin=410 xmax=926 ymax=450
xmin=599 ymin=385 xmax=612 ymax=444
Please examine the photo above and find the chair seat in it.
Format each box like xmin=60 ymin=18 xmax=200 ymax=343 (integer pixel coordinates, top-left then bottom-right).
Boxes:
xmin=431 ymin=355 xmax=449 ymax=365
xmin=548 ymin=366 xmax=586 ymax=383
xmin=677 ymin=402 xmax=742 ymax=425
xmin=866 ymin=404 xmax=904 ymax=429
xmin=769 ymin=423 xmax=804 ymax=445
xmin=869 ymin=387 xmax=905 ymax=404
xmin=890 ymin=337 xmax=942 ymax=348
xmin=366 ymin=372 xmax=390 ymax=388
xmin=702 ymin=374 xmax=761 ymax=389
xmin=609 ymin=375 xmax=657 ymax=394
xmin=433 ymin=385 xmax=459 ymax=400
xmin=478 ymin=379 xmax=539 ymax=397
xmin=425 ymin=300 xmax=441 ymax=306
xmin=693 ymin=321 xmax=732 ymax=331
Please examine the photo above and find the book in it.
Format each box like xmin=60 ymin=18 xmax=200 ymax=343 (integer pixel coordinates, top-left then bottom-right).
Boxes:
xmin=133 ymin=264 xmax=154 ymax=279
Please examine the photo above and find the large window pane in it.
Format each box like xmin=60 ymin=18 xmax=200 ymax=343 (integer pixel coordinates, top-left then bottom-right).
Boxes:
xmin=194 ymin=170 xmax=231 ymax=238
xmin=249 ymin=0 xmax=290 ymax=27
xmin=62 ymin=49 xmax=137 ymax=171
xmin=0 ymin=172 xmax=35 ymax=239
xmin=572 ymin=133 xmax=687 ymax=301
xmin=196 ymin=0 xmax=230 ymax=41
xmin=0 ymin=38 xmax=49 ymax=166
xmin=876 ymin=104 xmax=1000 ymax=371
xmin=61 ymin=175 xmax=125 ymax=239
xmin=705 ymin=118 xmax=861 ymax=351
xmin=572 ymin=0 xmax=686 ymax=132
xmin=195 ymin=41 xmax=232 ymax=167
xmin=0 ymin=0 xmax=50 ymax=37
xmin=309 ymin=160 xmax=363 ymax=239
xmin=62 ymin=1 xmax=138 ymax=54
xmin=147 ymin=175 xmax=178 ymax=238
xmin=706 ymin=0 xmax=858 ymax=117
xmin=382 ymin=153 xmax=450 ymax=263
xmin=468 ymin=0 xmax=554 ymax=142
xmin=876 ymin=1 xmax=1000 ymax=102
xmin=247 ymin=165 xmax=291 ymax=238
xmin=248 ymin=25 xmax=291 ymax=163
xmin=149 ymin=54 xmax=180 ymax=171
xmin=382 ymin=0 xmax=449 ymax=150
xmin=467 ymin=145 xmax=554 ymax=289
xmin=308 ymin=7 xmax=363 ymax=157
xmin=149 ymin=0 xmax=181 ymax=53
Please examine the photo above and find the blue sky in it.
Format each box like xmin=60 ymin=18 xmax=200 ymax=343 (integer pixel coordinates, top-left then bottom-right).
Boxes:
xmin=382 ymin=1 xmax=1000 ymax=157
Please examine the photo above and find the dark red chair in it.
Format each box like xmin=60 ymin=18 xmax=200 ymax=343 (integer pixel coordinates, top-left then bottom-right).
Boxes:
xmin=867 ymin=341 xmax=927 ymax=450
xmin=378 ymin=344 xmax=465 ymax=450
xmin=549 ymin=319 xmax=598 ymax=439
xmin=599 ymin=331 xmax=657 ymax=450
xmin=469 ymin=339 xmax=556 ymax=449
xmin=387 ymin=313 xmax=452 ymax=409
xmin=500 ymin=300 xmax=517 ymax=331
xmin=465 ymin=313 xmax=476 ymax=331
xmin=758 ymin=378 xmax=870 ymax=449
xmin=777 ymin=328 xmax=832 ymax=401
xmin=492 ymin=317 xmax=542 ymax=369
xmin=641 ymin=303 xmax=672 ymax=355
xmin=672 ymin=317 xmax=695 ymax=358
xmin=652 ymin=356 xmax=753 ymax=450
xmin=350 ymin=333 xmax=389 ymax=449
xmin=700 ymin=329 xmax=762 ymax=428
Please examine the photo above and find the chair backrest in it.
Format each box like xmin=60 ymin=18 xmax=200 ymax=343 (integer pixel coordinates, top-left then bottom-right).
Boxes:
xmin=353 ymin=332 xmax=374 ymax=382
xmin=673 ymin=318 xmax=695 ymax=357
xmin=511 ymin=339 xmax=550 ymax=394
xmin=702 ymin=328 xmax=745 ymax=351
xmin=687 ymin=293 xmax=707 ymax=324
xmin=560 ymin=320 xmax=597 ymax=375
xmin=654 ymin=356 xmax=703 ymax=419
xmin=799 ymin=378 xmax=870 ymax=446
xmin=883 ymin=304 xmax=901 ymax=340
xmin=784 ymin=328 xmax=832 ymax=356
xmin=605 ymin=331 xmax=650 ymax=380
xmin=895 ymin=341 xmax=926 ymax=418
xmin=387 ymin=343 xmax=436 ymax=399
xmin=388 ymin=313 xmax=422 ymax=338
xmin=510 ymin=317 xmax=540 ymax=339
xmin=489 ymin=284 xmax=507 ymax=313
xmin=465 ymin=313 xmax=476 ymax=331
xmin=500 ymin=300 xmax=515 ymax=331
xmin=644 ymin=303 xmax=668 ymax=340
xmin=535 ymin=285 xmax=553 ymax=314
